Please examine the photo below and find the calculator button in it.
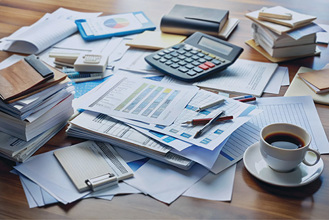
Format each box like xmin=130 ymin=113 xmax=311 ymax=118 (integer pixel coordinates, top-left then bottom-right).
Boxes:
xmin=171 ymin=63 xmax=179 ymax=68
xmin=199 ymin=64 xmax=209 ymax=70
xmin=191 ymin=61 xmax=200 ymax=66
xmin=184 ymin=58 xmax=193 ymax=63
xmin=184 ymin=52 xmax=192 ymax=57
xmin=172 ymin=44 xmax=183 ymax=50
xmin=178 ymin=55 xmax=186 ymax=60
xmin=187 ymin=70 xmax=197 ymax=76
xmin=178 ymin=67 xmax=189 ymax=73
xmin=198 ymin=58 xmax=206 ymax=63
xmin=153 ymin=55 xmax=161 ymax=60
xmin=163 ymin=49 xmax=171 ymax=54
xmin=204 ymin=56 xmax=213 ymax=61
xmin=197 ymin=53 xmax=205 ymax=58
xmin=165 ymin=60 xmax=173 ymax=65
xmin=170 ymin=52 xmax=179 ymax=57
xmin=185 ymin=64 xmax=194 ymax=69
xmin=168 ymin=48 xmax=175 ymax=52
xmin=177 ymin=50 xmax=186 ymax=55
xmin=191 ymin=55 xmax=199 ymax=60
xmin=190 ymin=50 xmax=198 ymax=55
xmin=193 ymin=67 xmax=203 ymax=73
xmin=164 ymin=54 xmax=173 ymax=59
xmin=184 ymin=47 xmax=192 ymax=51
xmin=171 ymin=58 xmax=180 ymax=63
xmin=211 ymin=59 xmax=221 ymax=65
xmin=178 ymin=61 xmax=187 ymax=66
xmin=158 ymin=52 xmax=165 ymax=56
xmin=159 ymin=58 xmax=167 ymax=63
xmin=204 ymin=61 xmax=215 ymax=68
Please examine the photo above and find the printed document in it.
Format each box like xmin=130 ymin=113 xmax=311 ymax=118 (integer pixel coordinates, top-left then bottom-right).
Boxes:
xmin=118 ymin=89 xmax=255 ymax=150
xmin=193 ymin=59 xmax=278 ymax=97
xmin=74 ymin=74 xmax=199 ymax=125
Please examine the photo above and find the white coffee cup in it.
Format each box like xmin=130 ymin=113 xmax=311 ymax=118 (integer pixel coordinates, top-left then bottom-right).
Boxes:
xmin=259 ymin=123 xmax=321 ymax=172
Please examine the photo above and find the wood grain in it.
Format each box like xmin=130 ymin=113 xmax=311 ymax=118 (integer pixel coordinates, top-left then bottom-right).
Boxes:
xmin=0 ymin=0 xmax=328 ymax=218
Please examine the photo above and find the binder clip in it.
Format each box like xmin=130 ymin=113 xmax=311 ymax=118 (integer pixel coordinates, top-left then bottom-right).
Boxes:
xmin=85 ymin=173 xmax=118 ymax=191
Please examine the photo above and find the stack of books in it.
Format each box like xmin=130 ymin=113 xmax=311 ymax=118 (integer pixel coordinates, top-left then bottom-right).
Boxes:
xmin=0 ymin=55 xmax=74 ymax=162
xmin=245 ymin=6 xmax=321 ymax=61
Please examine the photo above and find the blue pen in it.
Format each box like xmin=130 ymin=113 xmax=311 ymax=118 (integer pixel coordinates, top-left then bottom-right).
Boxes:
xmin=233 ymin=95 xmax=253 ymax=100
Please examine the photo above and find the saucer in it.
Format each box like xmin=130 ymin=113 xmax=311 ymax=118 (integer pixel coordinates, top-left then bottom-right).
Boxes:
xmin=243 ymin=142 xmax=324 ymax=187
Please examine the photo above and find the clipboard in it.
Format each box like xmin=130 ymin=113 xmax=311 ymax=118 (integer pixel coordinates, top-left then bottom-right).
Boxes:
xmin=75 ymin=11 xmax=156 ymax=41
xmin=54 ymin=141 xmax=134 ymax=192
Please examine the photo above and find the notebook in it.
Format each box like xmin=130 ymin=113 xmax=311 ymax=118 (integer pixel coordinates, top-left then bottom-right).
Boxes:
xmin=298 ymin=68 xmax=329 ymax=93
xmin=54 ymin=141 xmax=134 ymax=192
xmin=0 ymin=56 xmax=67 ymax=103
xmin=284 ymin=67 xmax=329 ymax=105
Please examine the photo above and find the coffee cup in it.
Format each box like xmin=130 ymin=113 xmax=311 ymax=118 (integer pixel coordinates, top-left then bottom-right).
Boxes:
xmin=259 ymin=123 xmax=321 ymax=172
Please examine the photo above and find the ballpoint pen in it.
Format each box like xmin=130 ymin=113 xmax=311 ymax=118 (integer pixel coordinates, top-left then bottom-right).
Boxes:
xmin=193 ymin=110 xmax=224 ymax=138
xmin=196 ymin=99 xmax=225 ymax=112
xmin=233 ymin=95 xmax=253 ymax=100
xmin=237 ymin=97 xmax=256 ymax=102
xmin=181 ymin=115 xmax=233 ymax=125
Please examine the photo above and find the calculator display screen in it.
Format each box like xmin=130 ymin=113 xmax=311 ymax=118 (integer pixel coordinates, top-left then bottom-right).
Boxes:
xmin=198 ymin=37 xmax=233 ymax=56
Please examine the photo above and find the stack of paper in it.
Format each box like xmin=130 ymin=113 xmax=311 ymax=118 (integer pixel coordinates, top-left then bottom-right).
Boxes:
xmin=0 ymin=55 xmax=74 ymax=162
xmin=245 ymin=6 xmax=325 ymax=62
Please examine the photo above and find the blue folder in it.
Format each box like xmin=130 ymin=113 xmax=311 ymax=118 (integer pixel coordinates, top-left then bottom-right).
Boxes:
xmin=75 ymin=11 xmax=156 ymax=41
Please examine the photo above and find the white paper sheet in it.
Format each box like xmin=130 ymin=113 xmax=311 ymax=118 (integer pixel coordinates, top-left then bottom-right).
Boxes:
xmin=263 ymin=66 xmax=289 ymax=94
xmin=183 ymin=164 xmax=236 ymax=201
xmin=124 ymin=159 xmax=209 ymax=204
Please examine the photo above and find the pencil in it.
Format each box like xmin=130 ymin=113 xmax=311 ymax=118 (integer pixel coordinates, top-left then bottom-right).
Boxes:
xmin=181 ymin=116 xmax=233 ymax=125
xmin=196 ymin=99 xmax=225 ymax=112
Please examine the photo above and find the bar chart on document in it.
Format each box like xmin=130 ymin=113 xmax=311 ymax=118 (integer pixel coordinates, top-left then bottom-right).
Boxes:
xmin=75 ymin=75 xmax=199 ymax=125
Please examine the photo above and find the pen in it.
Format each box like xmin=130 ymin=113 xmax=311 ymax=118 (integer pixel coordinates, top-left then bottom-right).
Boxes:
xmin=196 ymin=99 xmax=225 ymax=112
xmin=233 ymin=95 xmax=253 ymax=100
xmin=181 ymin=115 xmax=233 ymax=125
xmin=238 ymin=97 xmax=256 ymax=102
xmin=193 ymin=110 xmax=224 ymax=138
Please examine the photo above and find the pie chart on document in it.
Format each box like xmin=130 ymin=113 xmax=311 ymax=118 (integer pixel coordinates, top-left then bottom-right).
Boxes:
xmin=104 ymin=18 xmax=130 ymax=29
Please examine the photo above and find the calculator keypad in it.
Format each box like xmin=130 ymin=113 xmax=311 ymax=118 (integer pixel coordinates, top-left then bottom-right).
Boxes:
xmin=151 ymin=43 xmax=228 ymax=79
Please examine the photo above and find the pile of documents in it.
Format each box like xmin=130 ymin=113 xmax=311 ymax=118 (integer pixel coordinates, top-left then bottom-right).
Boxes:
xmin=245 ymin=6 xmax=325 ymax=62
xmin=0 ymin=55 xmax=74 ymax=162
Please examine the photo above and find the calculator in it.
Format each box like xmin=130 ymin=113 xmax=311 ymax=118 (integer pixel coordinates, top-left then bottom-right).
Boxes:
xmin=144 ymin=32 xmax=243 ymax=81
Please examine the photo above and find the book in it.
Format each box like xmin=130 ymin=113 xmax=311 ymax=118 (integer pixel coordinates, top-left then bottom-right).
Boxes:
xmin=257 ymin=6 xmax=316 ymax=28
xmin=0 ymin=57 xmax=67 ymax=103
xmin=160 ymin=4 xmax=229 ymax=36
xmin=54 ymin=141 xmax=134 ymax=192
xmin=0 ymin=94 xmax=74 ymax=141
xmin=252 ymin=23 xmax=316 ymax=48
xmin=298 ymin=68 xmax=329 ymax=94
xmin=246 ymin=9 xmax=313 ymax=35
xmin=245 ymin=39 xmax=321 ymax=63
xmin=253 ymin=34 xmax=316 ymax=58
xmin=0 ymin=122 xmax=66 ymax=162
xmin=284 ymin=67 xmax=329 ymax=105
xmin=75 ymin=11 xmax=156 ymax=41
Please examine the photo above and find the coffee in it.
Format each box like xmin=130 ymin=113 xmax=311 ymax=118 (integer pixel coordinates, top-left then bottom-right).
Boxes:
xmin=264 ymin=132 xmax=305 ymax=150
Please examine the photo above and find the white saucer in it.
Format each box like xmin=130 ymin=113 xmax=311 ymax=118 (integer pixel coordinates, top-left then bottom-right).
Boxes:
xmin=243 ymin=142 xmax=324 ymax=187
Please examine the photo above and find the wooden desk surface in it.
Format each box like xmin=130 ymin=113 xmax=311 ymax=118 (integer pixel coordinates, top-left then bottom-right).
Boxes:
xmin=1 ymin=0 xmax=329 ymax=219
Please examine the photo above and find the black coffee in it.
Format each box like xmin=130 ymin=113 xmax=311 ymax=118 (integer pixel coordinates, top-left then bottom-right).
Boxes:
xmin=264 ymin=132 xmax=305 ymax=149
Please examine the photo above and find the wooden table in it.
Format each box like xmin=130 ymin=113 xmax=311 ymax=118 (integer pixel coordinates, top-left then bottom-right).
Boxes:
xmin=1 ymin=0 xmax=329 ymax=218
